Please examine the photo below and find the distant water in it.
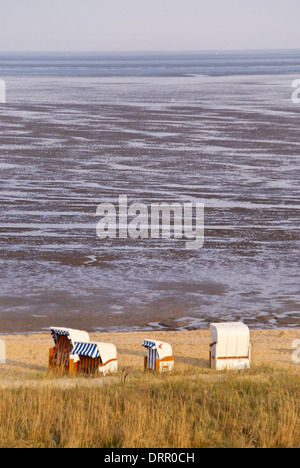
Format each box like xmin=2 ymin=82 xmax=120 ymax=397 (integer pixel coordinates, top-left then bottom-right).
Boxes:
xmin=0 ymin=50 xmax=300 ymax=77
xmin=0 ymin=51 xmax=299 ymax=334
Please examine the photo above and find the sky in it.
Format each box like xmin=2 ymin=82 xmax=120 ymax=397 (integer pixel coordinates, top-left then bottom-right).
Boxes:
xmin=0 ymin=0 xmax=299 ymax=51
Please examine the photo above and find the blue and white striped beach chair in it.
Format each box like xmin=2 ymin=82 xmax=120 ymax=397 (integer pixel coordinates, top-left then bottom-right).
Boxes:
xmin=49 ymin=327 xmax=90 ymax=371
xmin=70 ymin=341 xmax=118 ymax=376
xmin=142 ymin=339 xmax=174 ymax=373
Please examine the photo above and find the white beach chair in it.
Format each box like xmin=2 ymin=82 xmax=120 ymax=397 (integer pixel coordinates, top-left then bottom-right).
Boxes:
xmin=209 ymin=322 xmax=251 ymax=370
xmin=142 ymin=339 xmax=174 ymax=373
xmin=70 ymin=341 xmax=118 ymax=376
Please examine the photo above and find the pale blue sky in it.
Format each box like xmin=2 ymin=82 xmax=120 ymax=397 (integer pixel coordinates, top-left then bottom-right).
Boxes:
xmin=0 ymin=0 xmax=299 ymax=51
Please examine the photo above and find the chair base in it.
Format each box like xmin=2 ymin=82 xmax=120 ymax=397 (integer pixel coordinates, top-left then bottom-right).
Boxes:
xmin=69 ymin=356 xmax=118 ymax=376
xmin=144 ymin=356 xmax=174 ymax=373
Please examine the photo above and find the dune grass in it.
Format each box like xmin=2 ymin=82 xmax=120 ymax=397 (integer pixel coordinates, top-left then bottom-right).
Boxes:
xmin=0 ymin=365 xmax=299 ymax=448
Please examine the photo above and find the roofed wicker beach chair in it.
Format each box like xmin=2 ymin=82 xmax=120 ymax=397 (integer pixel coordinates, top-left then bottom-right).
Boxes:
xmin=49 ymin=327 xmax=90 ymax=371
xmin=142 ymin=339 xmax=174 ymax=373
xmin=69 ymin=341 xmax=118 ymax=376
xmin=209 ymin=322 xmax=251 ymax=370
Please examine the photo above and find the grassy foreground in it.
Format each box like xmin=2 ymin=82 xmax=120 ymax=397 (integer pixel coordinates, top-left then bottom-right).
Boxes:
xmin=0 ymin=366 xmax=299 ymax=448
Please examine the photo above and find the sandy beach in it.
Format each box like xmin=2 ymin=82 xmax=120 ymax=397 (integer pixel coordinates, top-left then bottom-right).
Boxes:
xmin=1 ymin=328 xmax=300 ymax=380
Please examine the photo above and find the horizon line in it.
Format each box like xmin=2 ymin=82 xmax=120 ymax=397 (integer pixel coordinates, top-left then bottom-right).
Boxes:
xmin=0 ymin=48 xmax=300 ymax=54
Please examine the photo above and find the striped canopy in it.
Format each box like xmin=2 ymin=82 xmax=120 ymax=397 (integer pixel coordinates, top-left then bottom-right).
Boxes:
xmin=71 ymin=342 xmax=100 ymax=359
xmin=142 ymin=339 xmax=173 ymax=360
xmin=50 ymin=328 xmax=70 ymax=344
xmin=71 ymin=341 xmax=117 ymax=364
xmin=142 ymin=339 xmax=157 ymax=349
xmin=50 ymin=327 xmax=90 ymax=347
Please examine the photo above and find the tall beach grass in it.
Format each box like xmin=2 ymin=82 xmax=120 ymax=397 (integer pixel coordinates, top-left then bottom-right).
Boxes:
xmin=0 ymin=366 xmax=299 ymax=448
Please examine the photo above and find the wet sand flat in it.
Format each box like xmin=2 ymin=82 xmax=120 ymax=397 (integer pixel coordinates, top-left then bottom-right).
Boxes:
xmin=1 ymin=52 xmax=300 ymax=449
xmin=0 ymin=65 xmax=299 ymax=333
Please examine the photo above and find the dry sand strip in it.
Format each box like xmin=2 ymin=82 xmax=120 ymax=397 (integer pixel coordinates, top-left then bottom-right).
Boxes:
xmin=0 ymin=329 xmax=300 ymax=384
